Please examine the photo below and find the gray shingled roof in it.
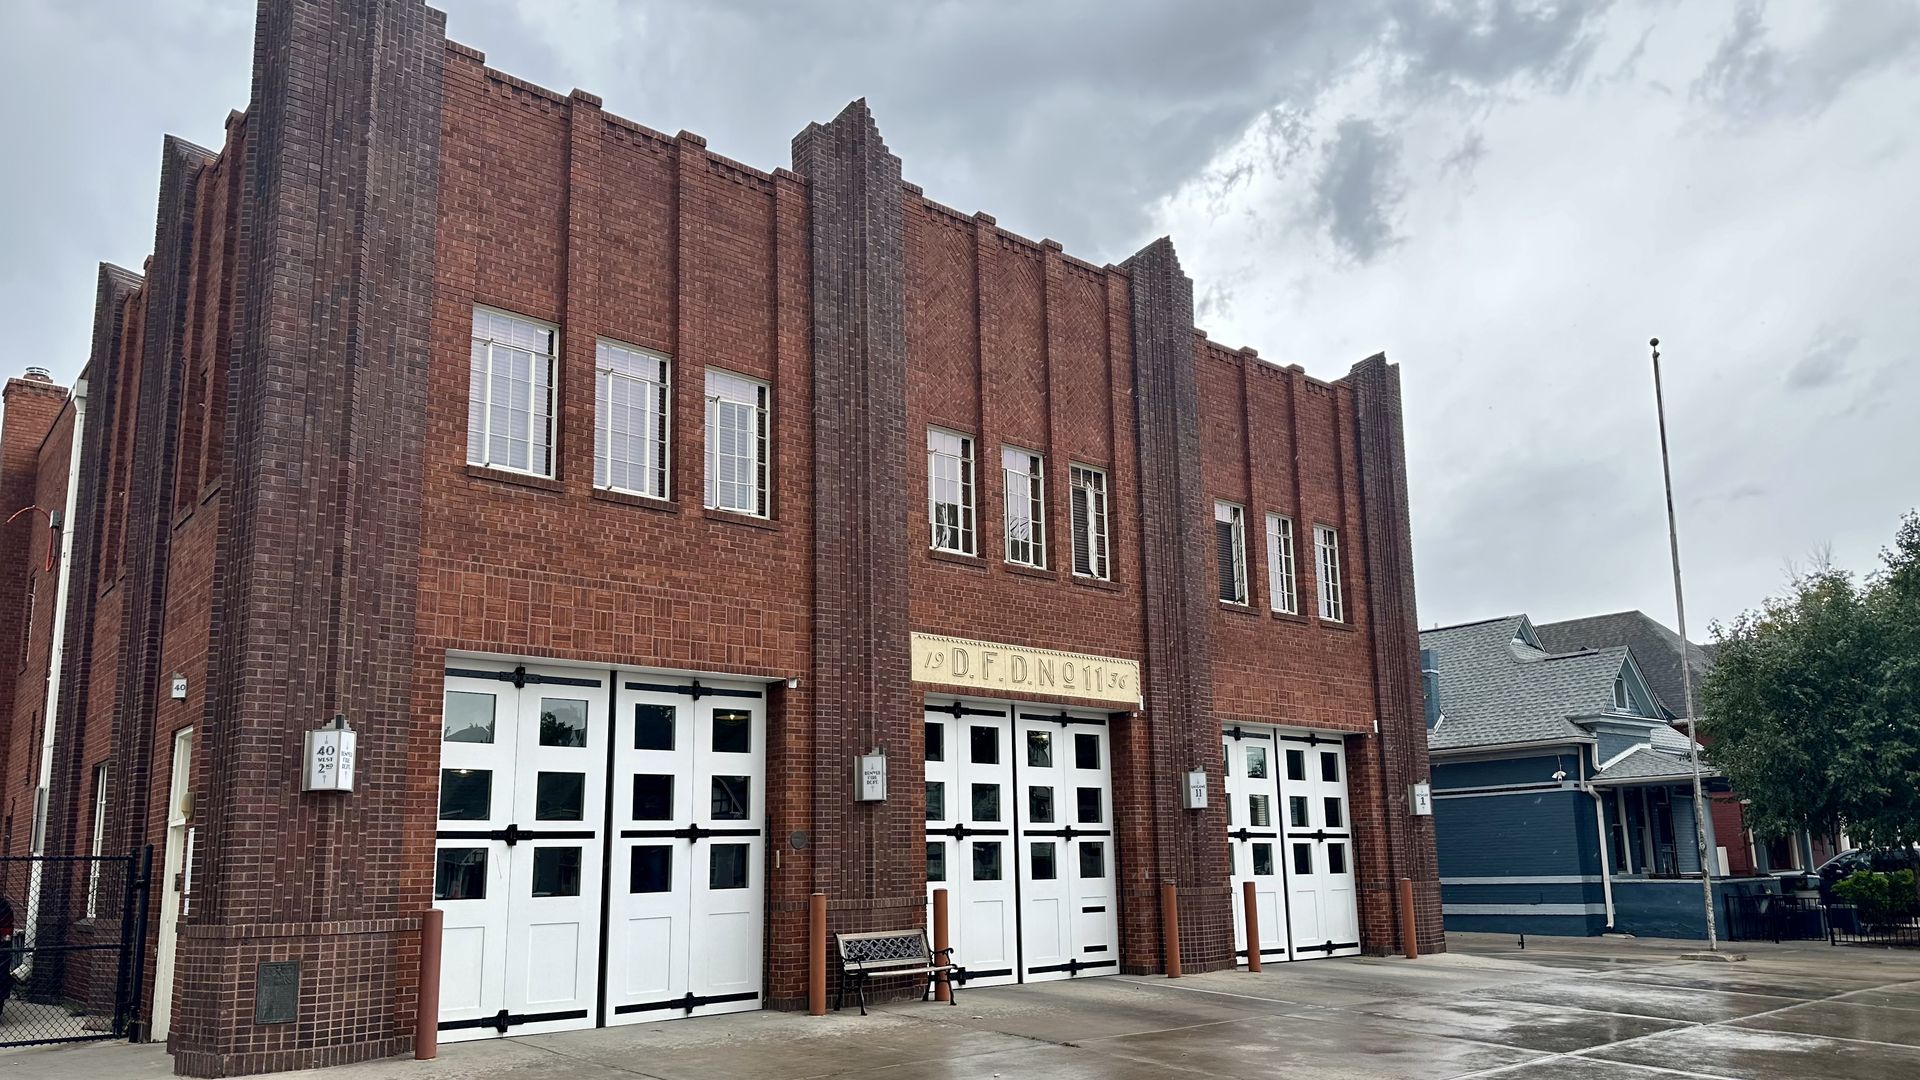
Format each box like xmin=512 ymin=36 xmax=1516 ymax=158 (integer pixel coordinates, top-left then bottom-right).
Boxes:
xmin=1420 ymin=615 xmax=1634 ymax=752
xmin=1592 ymin=745 xmax=1702 ymax=783
xmin=1535 ymin=611 xmax=1712 ymax=718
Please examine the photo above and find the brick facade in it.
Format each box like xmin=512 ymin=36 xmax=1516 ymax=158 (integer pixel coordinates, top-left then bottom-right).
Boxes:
xmin=0 ymin=0 xmax=1440 ymax=1073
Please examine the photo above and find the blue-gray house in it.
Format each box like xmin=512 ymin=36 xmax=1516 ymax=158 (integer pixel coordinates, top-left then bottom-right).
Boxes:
xmin=1421 ymin=614 xmax=1774 ymax=939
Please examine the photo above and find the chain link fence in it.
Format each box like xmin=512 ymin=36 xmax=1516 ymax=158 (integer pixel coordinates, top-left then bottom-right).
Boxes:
xmin=0 ymin=850 xmax=150 ymax=1047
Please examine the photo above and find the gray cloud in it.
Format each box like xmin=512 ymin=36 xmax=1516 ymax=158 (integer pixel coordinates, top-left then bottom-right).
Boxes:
xmin=1388 ymin=0 xmax=1616 ymax=97
xmin=1312 ymin=118 xmax=1408 ymax=262
xmin=1693 ymin=0 xmax=1920 ymax=123
xmin=1785 ymin=323 xmax=1861 ymax=390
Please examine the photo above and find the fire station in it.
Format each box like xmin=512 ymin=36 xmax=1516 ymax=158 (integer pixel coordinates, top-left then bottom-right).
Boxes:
xmin=0 ymin=0 xmax=1440 ymax=1073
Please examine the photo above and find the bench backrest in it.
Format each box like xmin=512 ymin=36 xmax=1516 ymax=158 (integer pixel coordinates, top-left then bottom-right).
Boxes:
xmin=836 ymin=929 xmax=933 ymax=970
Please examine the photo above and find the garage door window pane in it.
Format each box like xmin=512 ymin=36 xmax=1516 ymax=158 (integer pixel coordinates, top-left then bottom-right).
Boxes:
xmin=1075 ymin=732 xmax=1100 ymax=770
xmin=1078 ymin=842 xmax=1106 ymax=879
xmin=1328 ymin=843 xmax=1348 ymax=875
xmin=539 ymin=698 xmax=588 ymax=747
xmin=1252 ymin=843 xmax=1275 ymax=877
xmin=1324 ymin=797 xmax=1344 ymax=829
xmin=1076 ymin=787 xmax=1103 ymax=824
xmin=926 ymin=781 xmax=946 ymax=821
xmin=972 ymin=783 xmax=1002 ymax=822
xmin=1027 ymin=731 xmax=1052 ymax=768
xmin=925 ymin=720 xmax=945 ymax=762
xmin=970 ymin=725 xmax=999 ymax=765
xmin=630 ymin=847 xmax=672 ymax=893
xmin=444 ymin=692 xmax=496 ymax=744
xmin=535 ymin=772 xmax=585 ymax=820
xmin=634 ymin=704 xmax=676 ymax=751
xmin=633 ymin=774 xmax=674 ymax=820
xmin=1286 ymin=749 xmax=1306 ymax=781
xmin=439 ymin=769 xmax=492 ymax=821
xmin=1029 ymin=785 xmax=1055 ymax=823
xmin=434 ymin=848 xmax=487 ymax=900
xmin=1031 ymin=842 xmax=1057 ymax=881
xmin=532 ymin=847 xmax=582 ymax=897
xmin=1245 ymin=746 xmax=1268 ymax=779
xmin=1321 ymin=752 xmax=1340 ymax=782
xmin=710 ymin=844 xmax=750 ymax=890
xmin=1290 ymin=796 xmax=1310 ymax=828
xmin=1293 ymin=843 xmax=1313 ymax=876
xmin=972 ymin=841 xmax=1003 ymax=881
xmin=928 ymin=843 xmax=947 ymax=882
xmin=712 ymin=776 xmax=751 ymax=820
xmin=712 ymin=710 xmax=752 ymax=754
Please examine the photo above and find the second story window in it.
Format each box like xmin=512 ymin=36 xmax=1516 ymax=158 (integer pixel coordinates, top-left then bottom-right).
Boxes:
xmin=595 ymin=340 xmax=670 ymax=499
xmin=928 ymin=428 xmax=976 ymax=554
xmin=1215 ymin=502 xmax=1247 ymax=605
xmin=1315 ymin=523 xmax=1344 ymax=622
xmin=1069 ymin=464 xmax=1109 ymax=580
xmin=1266 ymin=513 xmax=1298 ymax=614
xmin=468 ymin=308 xmax=557 ymax=477
xmin=1002 ymin=446 xmax=1045 ymax=568
xmin=705 ymin=369 xmax=769 ymax=517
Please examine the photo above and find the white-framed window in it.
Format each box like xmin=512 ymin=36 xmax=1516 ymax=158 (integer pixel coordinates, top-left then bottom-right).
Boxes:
xmin=1215 ymin=501 xmax=1247 ymax=605
xmin=595 ymin=339 xmax=670 ymax=499
xmin=1315 ymin=523 xmax=1344 ymax=622
xmin=1002 ymin=446 xmax=1045 ymax=568
xmin=928 ymin=429 xmax=976 ymax=554
xmin=85 ymin=763 xmax=108 ymax=917
xmin=1069 ymin=464 xmax=1110 ymax=580
xmin=1266 ymin=513 xmax=1298 ymax=614
xmin=468 ymin=307 xmax=557 ymax=477
xmin=705 ymin=369 xmax=769 ymax=517
xmin=1614 ymin=676 xmax=1630 ymax=711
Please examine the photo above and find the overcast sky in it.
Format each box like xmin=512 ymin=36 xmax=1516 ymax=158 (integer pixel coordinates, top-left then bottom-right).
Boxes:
xmin=3 ymin=0 xmax=1915 ymax=638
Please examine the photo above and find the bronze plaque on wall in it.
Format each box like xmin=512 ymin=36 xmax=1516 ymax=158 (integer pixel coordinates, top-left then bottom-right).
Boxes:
xmin=255 ymin=961 xmax=300 ymax=1025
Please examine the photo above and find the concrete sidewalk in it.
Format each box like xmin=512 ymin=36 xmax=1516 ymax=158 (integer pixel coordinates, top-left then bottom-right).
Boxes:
xmin=9 ymin=934 xmax=1920 ymax=1079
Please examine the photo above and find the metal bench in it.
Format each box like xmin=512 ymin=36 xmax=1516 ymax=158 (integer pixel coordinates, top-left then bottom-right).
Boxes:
xmin=833 ymin=929 xmax=956 ymax=1015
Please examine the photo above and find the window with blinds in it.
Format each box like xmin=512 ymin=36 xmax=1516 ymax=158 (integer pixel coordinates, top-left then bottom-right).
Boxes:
xmin=594 ymin=339 xmax=671 ymax=499
xmin=468 ymin=307 xmax=557 ymax=477
xmin=1215 ymin=501 xmax=1247 ymax=605
xmin=1069 ymin=464 xmax=1109 ymax=580
xmin=705 ymin=369 xmax=770 ymax=516
xmin=928 ymin=428 xmax=976 ymax=554
xmin=1266 ymin=513 xmax=1298 ymax=614
xmin=1002 ymin=446 xmax=1045 ymax=568
xmin=1315 ymin=523 xmax=1344 ymax=621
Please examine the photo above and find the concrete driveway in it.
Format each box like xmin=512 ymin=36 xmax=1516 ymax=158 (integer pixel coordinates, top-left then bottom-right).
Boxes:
xmin=9 ymin=933 xmax=1920 ymax=1079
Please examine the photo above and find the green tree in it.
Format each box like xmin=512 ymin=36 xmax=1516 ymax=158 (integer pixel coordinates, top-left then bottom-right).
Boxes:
xmin=1701 ymin=511 xmax=1920 ymax=849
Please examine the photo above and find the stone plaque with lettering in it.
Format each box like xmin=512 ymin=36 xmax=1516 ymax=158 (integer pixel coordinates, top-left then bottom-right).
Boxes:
xmin=910 ymin=633 xmax=1141 ymax=706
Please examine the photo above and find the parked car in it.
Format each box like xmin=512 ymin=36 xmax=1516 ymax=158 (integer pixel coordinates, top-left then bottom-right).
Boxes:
xmin=1815 ymin=848 xmax=1920 ymax=904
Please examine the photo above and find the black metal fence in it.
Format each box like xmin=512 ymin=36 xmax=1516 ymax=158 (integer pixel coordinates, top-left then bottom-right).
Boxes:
xmin=1722 ymin=893 xmax=1827 ymax=943
xmin=0 ymin=850 xmax=152 ymax=1048
xmin=1827 ymin=903 xmax=1920 ymax=948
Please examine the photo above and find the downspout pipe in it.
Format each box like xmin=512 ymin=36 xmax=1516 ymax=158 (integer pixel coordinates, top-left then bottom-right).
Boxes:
xmin=19 ymin=378 xmax=88 ymax=977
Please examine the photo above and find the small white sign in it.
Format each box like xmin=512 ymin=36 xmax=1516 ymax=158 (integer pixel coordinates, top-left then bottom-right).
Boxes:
xmin=1409 ymin=782 xmax=1433 ymax=816
xmin=1182 ymin=769 xmax=1208 ymax=810
xmin=855 ymin=753 xmax=887 ymax=802
xmin=170 ymin=675 xmax=188 ymax=700
xmin=303 ymin=727 xmax=357 ymax=792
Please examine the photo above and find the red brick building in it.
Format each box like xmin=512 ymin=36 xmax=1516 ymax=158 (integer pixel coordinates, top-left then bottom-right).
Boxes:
xmin=0 ymin=1 xmax=1438 ymax=1074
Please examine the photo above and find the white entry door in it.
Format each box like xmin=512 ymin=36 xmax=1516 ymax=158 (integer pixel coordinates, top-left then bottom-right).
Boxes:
xmin=435 ymin=664 xmax=607 ymax=1041
xmin=1278 ymin=733 xmax=1361 ymax=958
xmin=1222 ymin=726 xmax=1287 ymax=966
xmin=606 ymin=676 xmax=766 ymax=1022
xmin=1013 ymin=710 xmax=1118 ymax=982
xmin=924 ymin=704 xmax=1018 ymax=987
xmin=150 ymin=727 xmax=194 ymax=1041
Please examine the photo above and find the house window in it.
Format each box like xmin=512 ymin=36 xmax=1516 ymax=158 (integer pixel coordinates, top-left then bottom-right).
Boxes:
xmin=928 ymin=429 xmax=976 ymax=555
xmin=1002 ymin=447 xmax=1045 ymax=568
xmin=1266 ymin=513 xmax=1298 ymax=614
xmin=1314 ymin=523 xmax=1344 ymax=622
xmin=705 ymin=369 xmax=769 ymax=517
xmin=468 ymin=308 xmax=558 ymax=477
xmin=86 ymin=764 xmax=108 ymax=917
xmin=594 ymin=340 xmax=670 ymax=499
xmin=1069 ymin=465 xmax=1110 ymax=580
xmin=1614 ymin=676 xmax=1629 ymax=712
xmin=1215 ymin=502 xmax=1247 ymax=605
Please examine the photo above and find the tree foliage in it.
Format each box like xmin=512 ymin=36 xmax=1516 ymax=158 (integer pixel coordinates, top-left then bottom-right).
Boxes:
xmin=1700 ymin=512 xmax=1920 ymax=849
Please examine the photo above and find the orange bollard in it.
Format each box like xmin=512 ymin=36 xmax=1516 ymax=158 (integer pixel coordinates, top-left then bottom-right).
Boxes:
xmin=1242 ymin=880 xmax=1262 ymax=972
xmin=809 ymin=892 xmax=827 ymax=1016
xmin=415 ymin=908 xmax=443 ymax=1060
xmin=1161 ymin=882 xmax=1182 ymax=978
xmin=1399 ymin=877 xmax=1419 ymax=959
xmin=932 ymin=887 xmax=952 ymax=1003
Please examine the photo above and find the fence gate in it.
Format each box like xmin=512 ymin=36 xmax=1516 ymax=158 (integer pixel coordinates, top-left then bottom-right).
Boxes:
xmin=0 ymin=849 xmax=152 ymax=1047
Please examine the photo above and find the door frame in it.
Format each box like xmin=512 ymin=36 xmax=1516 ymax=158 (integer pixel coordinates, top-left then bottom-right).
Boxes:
xmin=150 ymin=727 xmax=193 ymax=1041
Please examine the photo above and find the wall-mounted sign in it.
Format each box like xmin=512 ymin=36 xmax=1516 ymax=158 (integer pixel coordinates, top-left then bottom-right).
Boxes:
xmin=255 ymin=961 xmax=300 ymax=1025
xmin=910 ymin=633 xmax=1141 ymax=706
xmin=1409 ymin=782 xmax=1433 ymax=816
xmin=169 ymin=674 xmax=188 ymax=701
xmin=1181 ymin=770 xmax=1208 ymax=810
xmin=855 ymin=753 xmax=887 ymax=802
xmin=303 ymin=719 xmax=357 ymax=792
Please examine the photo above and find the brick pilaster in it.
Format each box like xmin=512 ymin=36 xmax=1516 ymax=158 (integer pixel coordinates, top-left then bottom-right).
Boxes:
xmin=1348 ymin=353 xmax=1443 ymax=954
xmin=791 ymin=102 xmax=921 ymax=942
xmin=1119 ymin=239 xmax=1232 ymax=972
xmin=171 ymin=0 xmax=445 ymax=1074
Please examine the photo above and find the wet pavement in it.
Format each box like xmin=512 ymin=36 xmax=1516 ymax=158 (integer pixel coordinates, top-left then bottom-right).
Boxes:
xmin=10 ymin=932 xmax=1920 ymax=1078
